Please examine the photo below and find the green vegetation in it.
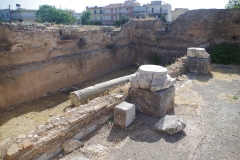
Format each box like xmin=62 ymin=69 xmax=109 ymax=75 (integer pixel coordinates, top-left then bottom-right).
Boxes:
xmin=208 ymin=42 xmax=240 ymax=65
xmin=233 ymin=96 xmax=238 ymax=100
xmin=160 ymin=14 xmax=167 ymax=23
xmin=36 ymin=5 xmax=77 ymax=24
xmin=150 ymin=53 xmax=162 ymax=65
xmin=115 ymin=15 xmax=130 ymax=27
xmin=225 ymin=0 xmax=240 ymax=8
xmin=81 ymin=11 xmax=91 ymax=25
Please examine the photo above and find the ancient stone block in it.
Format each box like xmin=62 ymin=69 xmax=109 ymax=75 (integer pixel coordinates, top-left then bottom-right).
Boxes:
xmin=114 ymin=102 xmax=135 ymax=128
xmin=62 ymin=139 xmax=84 ymax=154
xmin=130 ymin=65 xmax=175 ymax=92
xmin=185 ymin=57 xmax=211 ymax=74
xmin=126 ymin=86 xmax=175 ymax=118
xmin=187 ymin=47 xmax=210 ymax=58
xmin=22 ymin=139 xmax=33 ymax=151
xmin=6 ymin=143 xmax=22 ymax=159
xmin=155 ymin=115 xmax=186 ymax=135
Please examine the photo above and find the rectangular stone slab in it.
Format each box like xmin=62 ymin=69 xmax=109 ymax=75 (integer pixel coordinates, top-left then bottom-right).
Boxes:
xmin=126 ymin=86 xmax=175 ymax=118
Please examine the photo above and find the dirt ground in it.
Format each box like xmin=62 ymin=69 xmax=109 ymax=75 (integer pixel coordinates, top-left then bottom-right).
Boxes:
xmin=0 ymin=66 xmax=138 ymax=142
xmin=55 ymin=64 xmax=240 ymax=160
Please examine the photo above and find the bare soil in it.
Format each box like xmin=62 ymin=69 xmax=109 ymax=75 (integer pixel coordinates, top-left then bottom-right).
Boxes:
xmin=0 ymin=66 xmax=138 ymax=142
xmin=55 ymin=64 xmax=240 ymax=160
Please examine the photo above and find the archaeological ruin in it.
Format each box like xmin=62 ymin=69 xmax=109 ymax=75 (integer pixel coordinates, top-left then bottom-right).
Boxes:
xmin=0 ymin=9 xmax=240 ymax=160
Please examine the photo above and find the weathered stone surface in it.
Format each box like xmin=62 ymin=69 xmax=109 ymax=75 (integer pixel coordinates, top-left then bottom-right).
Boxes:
xmin=130 ymin=65 xmax=175 ymax=92
xmin=126 ymin=86 xmax=175 ymax=118
xmin=0 ymin=139 xmax=13 ymax=160
xmin=187 ymin=48 xmax=210 ymax=58
xmin=155 ymin=115 xmax=186 ymax=135
xmin=185 ymin=57 xmax=211 ymax=74
xmin=6 ymin=143 xmax=22 ymax=159
xmin=114 ymin=102 xmax=135 ymax=128
xmin=62 ymin=139 xmax=84 ymax=154
xmin=151 ymin=74 xmax=176 ymax=92
xmin=22 ymin=139 xmax=33 ymax=151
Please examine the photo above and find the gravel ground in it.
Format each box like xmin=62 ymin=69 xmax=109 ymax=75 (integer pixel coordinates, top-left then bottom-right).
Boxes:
xmin=55 ymin=64 xmax=240 ymax=160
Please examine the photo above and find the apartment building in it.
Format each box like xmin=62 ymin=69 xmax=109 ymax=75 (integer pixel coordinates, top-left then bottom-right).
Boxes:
xmin=0 ymin=9 xmax=11 ymax=22
xmin=133 ymin=1 xmax=172 ymax=22
xmin=86 ymin=6 xmax=104 ymax=23
xmin=87 ymin=0 xmax=172 ymax=25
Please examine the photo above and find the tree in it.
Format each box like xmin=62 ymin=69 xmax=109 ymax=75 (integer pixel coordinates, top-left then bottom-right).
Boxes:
xmin=115 ymin=15 xmax=130 ymax=27
xmin=225 ymin=0 xmax=240 ymax=8
xmin=81 ymin=11 xmax=91 ymax=25
xmin=36 ymin=5 xmax=77 ymax=24
xmin=160 ymin=14 xmax=167 ymax=23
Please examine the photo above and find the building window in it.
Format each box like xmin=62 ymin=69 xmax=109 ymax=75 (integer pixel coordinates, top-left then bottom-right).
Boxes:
xmin=7 ymin=14 xmax=9 ymax=18
xmin=126 ymin=8 xmax=129 ymax=11
xmin=2 ymin=14 xmax=4 ymax=18
xmin=152 ymin=8 xmax=154 ymax=13
xmin=94 ymin=10 xmax=96 ymax=14
xmin=160 ymin=8 xmax=162 ymax=13
xmin=100 ymin=9 xmax=103 ymax=14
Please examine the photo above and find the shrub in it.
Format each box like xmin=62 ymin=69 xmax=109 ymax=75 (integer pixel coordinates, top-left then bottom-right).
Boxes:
xmin=115 ymin=15 xmax=130 ymax=27
xmin=150 ymin=53 xmax=161 ymax=65
xmin=208 ymin=42 xmax=240 ymax=65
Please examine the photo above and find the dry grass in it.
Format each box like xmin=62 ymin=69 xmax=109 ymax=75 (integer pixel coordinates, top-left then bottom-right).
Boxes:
xmin=218 ymin=94 xmax=239 ymax=103
xmin=0 ymin=67 xmax=137 ymax=142
xmin=0 ymin=94 xmax=71 ymax=141
xmin=210 ymin=64 xmax=240 ymax=82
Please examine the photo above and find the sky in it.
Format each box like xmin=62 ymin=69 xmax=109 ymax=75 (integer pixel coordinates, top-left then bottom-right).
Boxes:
xmin=0 ymin=0 xmax=230 ymax=13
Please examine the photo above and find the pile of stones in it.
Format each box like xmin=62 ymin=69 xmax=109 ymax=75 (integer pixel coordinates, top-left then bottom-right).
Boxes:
xmin=127 ymin=65 xmax=176 ymax=118
xmin=114 ymin=65 xmax=186 ymax=135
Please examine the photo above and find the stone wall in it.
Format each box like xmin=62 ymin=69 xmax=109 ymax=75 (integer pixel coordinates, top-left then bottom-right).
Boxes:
xmin=0 ymin=25 xmax=132 ymax=108
xmin=1 ymin=9 xmax=240 ymax=108
xmin=129 ymin=9 xmax=240 ymax=65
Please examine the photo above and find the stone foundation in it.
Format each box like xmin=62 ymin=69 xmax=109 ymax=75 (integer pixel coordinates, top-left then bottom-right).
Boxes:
xmin=126 ymin=86 xmax=175 ymax=118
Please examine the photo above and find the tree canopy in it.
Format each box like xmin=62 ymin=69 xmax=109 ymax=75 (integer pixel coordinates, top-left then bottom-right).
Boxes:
xmin=225 ymin=0 xmax=240 ymax=8
xmin=36 ymin=5 xmax=77 ymax=24
xmin=81 ymin=11 xmax=91 ymax=25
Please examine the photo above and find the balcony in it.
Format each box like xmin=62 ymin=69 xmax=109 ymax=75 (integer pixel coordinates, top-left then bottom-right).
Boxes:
xmin=148 ymin=9 xmax=168 ymax=14
xmin=86 ymin=5 xmax=105 ymax=9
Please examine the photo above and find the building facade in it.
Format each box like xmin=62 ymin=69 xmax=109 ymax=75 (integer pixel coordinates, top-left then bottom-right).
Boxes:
xmin=11 ymin=9 xmax=37 ymax=22
xmin=133 ymin=1 xmax=172 ymax=22
xmin=86 ymin=0 xmax=172 ymax=25
xmin=86 ymin=6 xmax=104 ymax=23
xmin=172 ymin=8 xmax=188 ymax=21
xmin=0 ymin=9 xmax=11 ymax=22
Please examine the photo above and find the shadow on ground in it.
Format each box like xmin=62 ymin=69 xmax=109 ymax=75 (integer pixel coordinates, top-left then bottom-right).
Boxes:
xmin=106 ymin=112 xmax=186 ymax=144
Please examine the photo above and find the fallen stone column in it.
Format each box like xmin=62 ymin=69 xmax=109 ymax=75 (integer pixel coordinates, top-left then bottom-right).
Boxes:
xmin=70 ymin=74 xmax=135 ymax=106
xmin=185 ymin=47 xmax=211 ymax=74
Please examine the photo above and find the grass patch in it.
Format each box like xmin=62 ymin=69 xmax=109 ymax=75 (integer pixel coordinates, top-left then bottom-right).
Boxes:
xmin=233 ymin=96 xmax=238 ymax=100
